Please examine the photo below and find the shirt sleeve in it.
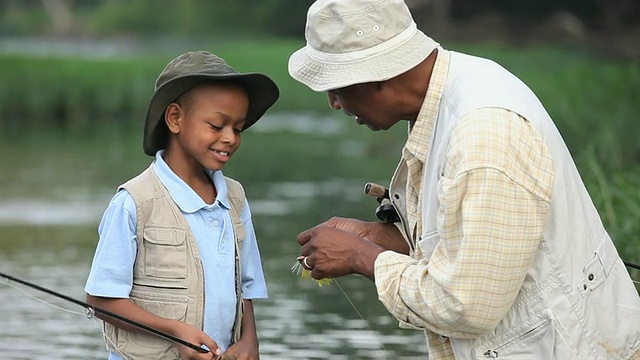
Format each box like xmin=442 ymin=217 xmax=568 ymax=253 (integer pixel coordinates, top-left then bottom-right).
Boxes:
xmin=239 ymin=198 xmax=268 ymax=300
xmin=84 ymin=189 xmax=138 ymax=298
xmin=375 ymin=108 xmax=555 ymax=338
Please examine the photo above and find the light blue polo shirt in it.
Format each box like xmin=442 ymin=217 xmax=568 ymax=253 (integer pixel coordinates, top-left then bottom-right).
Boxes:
xmin=85 ymin=151 xmax=268 ymax=359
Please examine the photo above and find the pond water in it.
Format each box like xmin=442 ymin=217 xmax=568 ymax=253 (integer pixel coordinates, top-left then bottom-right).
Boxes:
xmin=0 ymin=114 xmax=427 ymax=359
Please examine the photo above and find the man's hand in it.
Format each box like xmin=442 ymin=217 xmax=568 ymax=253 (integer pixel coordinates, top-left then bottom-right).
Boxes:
xmin=297 ymin=223 xmax=385 ymax=280
xmin=320 ymin=217 xmax=409 ymax=254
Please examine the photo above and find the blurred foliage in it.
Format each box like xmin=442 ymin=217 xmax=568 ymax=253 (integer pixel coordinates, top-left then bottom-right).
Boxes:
xmin=0 ymin=0 xmax=638 ymax=39
xmin=0 ymin=54 xmax=154 ymax=134
xmin=0 ymin=39 xmax=327 ymax=135
xmin=0 ymin=0 xmax=313 ymax=38
xmin=454 ymin=0 xmax=598 ymax=22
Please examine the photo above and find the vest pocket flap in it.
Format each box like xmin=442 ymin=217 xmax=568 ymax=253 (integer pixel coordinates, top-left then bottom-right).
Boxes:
xmin=142 ymin=226 xmax=188 ymax=279
xmin=132 ymin=293 xmax=188 ymax=320
xmin=144 ymin=227 xmax=186 ymax=246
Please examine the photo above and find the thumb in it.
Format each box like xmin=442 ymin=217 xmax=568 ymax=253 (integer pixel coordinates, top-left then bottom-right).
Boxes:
xmin=200 ymin=338 xmax=221 ymax=357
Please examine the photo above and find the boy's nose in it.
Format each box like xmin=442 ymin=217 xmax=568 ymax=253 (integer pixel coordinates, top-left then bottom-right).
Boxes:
xmin=220 ymin=128 xmax=237 ymax=144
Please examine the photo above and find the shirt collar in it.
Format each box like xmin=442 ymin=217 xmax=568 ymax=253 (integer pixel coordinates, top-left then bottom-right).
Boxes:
xmin=152 ymin=150 xmax=231 ymax=213
xmin=403 ymin=47 xmax=451 ymax=162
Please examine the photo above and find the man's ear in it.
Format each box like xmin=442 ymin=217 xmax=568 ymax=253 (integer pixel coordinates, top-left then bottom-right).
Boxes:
xmin=164 ymin=102 xmax=182 ymax=134
xmin=327 ymin=91 xmax=340 ymax=110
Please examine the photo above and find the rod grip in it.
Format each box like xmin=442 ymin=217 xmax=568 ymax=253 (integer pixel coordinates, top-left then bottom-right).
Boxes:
xmin=364 ymin=182 xmax=389 ymax=199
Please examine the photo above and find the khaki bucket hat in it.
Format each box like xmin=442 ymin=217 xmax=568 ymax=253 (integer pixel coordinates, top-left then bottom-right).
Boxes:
xmin=144 ymin=51 xmax=280 ymax=156
xmin=288 ymin=0 xmax=439 ymax=92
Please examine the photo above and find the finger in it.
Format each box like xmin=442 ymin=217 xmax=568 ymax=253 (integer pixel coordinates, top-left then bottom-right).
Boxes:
xmin=321 ymin=216 xmax=340 ymax=227
xmin=311 ymin=266 xmax=328 ymax=280
xmin=302 ymin=255 xmax=313 ymax=270
xmin=296 ymin=227 xmax=315 ymax=245
xmin=300 ymin=239 xmax=315 ymax=258
xmin=201 ymin=338 xmax=221 ymax=357
xmin=296 ymin=255 xmax=312 ymax=270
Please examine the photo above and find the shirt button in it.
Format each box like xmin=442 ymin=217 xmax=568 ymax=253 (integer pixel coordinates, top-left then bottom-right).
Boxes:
xmin=212 ymin=220 xmax=219 ymax=227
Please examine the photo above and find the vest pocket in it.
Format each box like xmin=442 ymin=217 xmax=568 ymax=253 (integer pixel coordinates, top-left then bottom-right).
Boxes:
xmin=470 ymin=309 xmax=555 ymax=359
xmin=143 ymin=227 xmax=188 ymax=279
xmin=121 ymin=289 xmax=189 ymax=359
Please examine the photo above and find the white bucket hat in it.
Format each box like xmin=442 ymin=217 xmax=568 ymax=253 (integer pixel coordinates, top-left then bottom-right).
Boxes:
xmin=288 ymin=0 xmax=439 ymax=92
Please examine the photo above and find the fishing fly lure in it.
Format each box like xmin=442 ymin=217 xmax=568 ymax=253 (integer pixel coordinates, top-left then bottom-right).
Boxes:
xmin=291 ymin=256 xmax=333 ymax=287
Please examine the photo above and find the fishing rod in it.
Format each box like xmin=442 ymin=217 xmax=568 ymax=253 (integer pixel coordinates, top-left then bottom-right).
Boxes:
xmin=0 ymin=271 xmax=209 ymax=354
xmin=625 ymin=261 xmax=640 ymax=271
xmin=364 ymin=182 xmax=640 ymax=271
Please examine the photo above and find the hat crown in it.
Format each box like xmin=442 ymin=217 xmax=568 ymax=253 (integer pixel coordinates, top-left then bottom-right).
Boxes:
xmin=306 ymin=0 xmax=414 ymax=55
xmin=155 ymin=51 xmax=238 ymax=91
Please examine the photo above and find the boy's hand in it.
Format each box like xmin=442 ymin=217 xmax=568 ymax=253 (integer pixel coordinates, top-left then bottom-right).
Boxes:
xmin=171 ymin=321 xmax=221 ymax=360
xmin=224 ymin=337 xmax=259 ymax=360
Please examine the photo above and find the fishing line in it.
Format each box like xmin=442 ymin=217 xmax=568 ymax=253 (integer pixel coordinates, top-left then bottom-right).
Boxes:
xmin=334 ymin=279 xmax=368 ymax=323
xmin=293 ymin=260 xmax=394 ymax=359
xmin=625 ymin=260 xmax=640 ymax=271
xmin=0 ymin=271 xmax=209 ymax=354
xmin=334 ymin=278 xmax=393 ymax=360
xmin=2 ymin=278 xmax=86 ymax=317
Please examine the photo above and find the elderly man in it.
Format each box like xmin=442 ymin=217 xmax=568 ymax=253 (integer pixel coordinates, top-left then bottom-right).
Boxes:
xmin=288 ymin=0 xmax=640 ymax=359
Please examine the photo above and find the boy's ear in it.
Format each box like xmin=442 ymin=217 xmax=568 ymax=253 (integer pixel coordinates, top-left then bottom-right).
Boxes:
xmin=164 ymin=103 xmax=182 ymax=134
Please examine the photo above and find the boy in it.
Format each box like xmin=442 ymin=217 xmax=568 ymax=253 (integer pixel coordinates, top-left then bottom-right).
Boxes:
xmin=85 ymin=51 xmax=279 ymax=360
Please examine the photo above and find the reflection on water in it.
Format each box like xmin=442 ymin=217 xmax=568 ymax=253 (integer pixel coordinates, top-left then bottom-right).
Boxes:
xmin=0 ymin=199 xmax=106 ymax=226
xmin=0 ymin=239 xmax=107 ymax=359
xmin=0 ymin=192 xmax=427 ymax=360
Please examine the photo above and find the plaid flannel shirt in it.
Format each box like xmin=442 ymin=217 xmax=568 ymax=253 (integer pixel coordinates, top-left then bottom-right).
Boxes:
xmin=374 ymin=50 xmax=554 ymax=359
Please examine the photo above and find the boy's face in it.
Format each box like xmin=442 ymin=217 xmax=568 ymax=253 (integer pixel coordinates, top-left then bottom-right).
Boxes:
xmin=165 ymin=83 xmax=249 ymax=172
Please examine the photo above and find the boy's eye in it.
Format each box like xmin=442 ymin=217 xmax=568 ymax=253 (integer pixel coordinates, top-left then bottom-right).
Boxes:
xmin=233 ymin=128 xmax=244 ymax=134
xmin=209 ymin=123 xmax=223 ymax=130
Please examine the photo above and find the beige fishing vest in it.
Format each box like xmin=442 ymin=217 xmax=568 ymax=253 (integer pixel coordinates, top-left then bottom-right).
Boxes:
xmin=103 ymin=166 xmax=246 ymax=360
xmin=390 ymin=51 xmax=640 ymax=359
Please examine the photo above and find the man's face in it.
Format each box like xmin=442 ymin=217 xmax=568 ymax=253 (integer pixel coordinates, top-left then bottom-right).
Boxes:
xmin=327 ymin=82 xmax=397 ymax=131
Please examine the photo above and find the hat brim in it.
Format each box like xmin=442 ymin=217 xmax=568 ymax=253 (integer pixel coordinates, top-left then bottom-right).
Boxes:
xmin=143 ymin=73 xmax=279 ymax=156
xmin=288 ymin=30 xmax=438 ymax=92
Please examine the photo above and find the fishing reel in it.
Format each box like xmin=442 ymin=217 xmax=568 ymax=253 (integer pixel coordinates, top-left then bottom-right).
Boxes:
xmin=364 ymin=182 xmax=400 ymax=224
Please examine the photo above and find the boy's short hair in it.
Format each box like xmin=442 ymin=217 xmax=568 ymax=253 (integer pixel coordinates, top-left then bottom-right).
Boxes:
xmin=144 ymin=51 xmax=280 ymax=156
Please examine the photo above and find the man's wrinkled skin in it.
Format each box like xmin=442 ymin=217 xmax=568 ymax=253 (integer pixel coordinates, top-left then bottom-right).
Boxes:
xmin=296 ymin=217 xmax=409 ymax=280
